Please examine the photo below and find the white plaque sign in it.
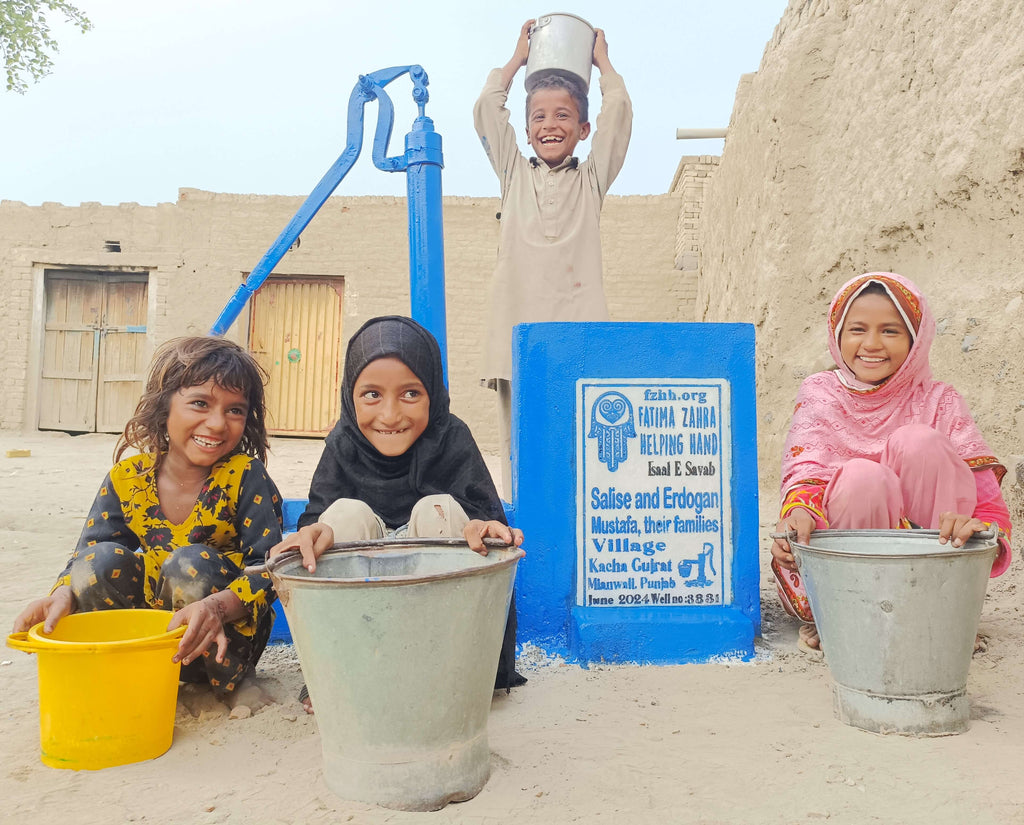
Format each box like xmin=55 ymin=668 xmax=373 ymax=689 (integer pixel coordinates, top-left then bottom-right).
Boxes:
xmin=576 ymin=379 xmax=733 ymax=608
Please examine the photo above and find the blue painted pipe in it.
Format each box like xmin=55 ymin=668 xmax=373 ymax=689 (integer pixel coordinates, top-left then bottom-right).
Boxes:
xmin=405 ymin=115 xmax=447 ymax=382
xmin=368 ymin=66 xmax=448 ymax=382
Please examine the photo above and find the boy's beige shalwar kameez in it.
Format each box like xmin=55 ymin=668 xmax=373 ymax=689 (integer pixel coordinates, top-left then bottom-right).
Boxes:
xmin=473 ymin=68 xmax=633 ymax=384
xmin=474 ymin=68 xmax=632 ymax=493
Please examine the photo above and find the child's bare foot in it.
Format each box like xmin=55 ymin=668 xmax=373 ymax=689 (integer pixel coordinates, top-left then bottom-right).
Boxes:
xmin=178 ymin=682 xmax=224 ymax=719
xmin=797 ymin=623 xmax=823 ymax=657
xmin=227 ymin=672 xmax=280 ymax=716
xmin=299 ymin=683 xmax=313 ymax=715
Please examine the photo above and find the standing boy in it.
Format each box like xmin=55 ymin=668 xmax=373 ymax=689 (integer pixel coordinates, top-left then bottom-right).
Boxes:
xmin=474 ymin=19 xmax=633 ymax=493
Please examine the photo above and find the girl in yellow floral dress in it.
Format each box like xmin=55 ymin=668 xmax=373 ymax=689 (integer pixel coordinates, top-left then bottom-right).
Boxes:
xmin=13 ymin=336 xmax=282 ymax=697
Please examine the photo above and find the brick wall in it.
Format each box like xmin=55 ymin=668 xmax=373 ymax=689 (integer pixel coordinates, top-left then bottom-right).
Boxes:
xmin=670 ymin=156 xmax=719 ymax=321
xmin=0 ymin=186 xmax=689 ymax=451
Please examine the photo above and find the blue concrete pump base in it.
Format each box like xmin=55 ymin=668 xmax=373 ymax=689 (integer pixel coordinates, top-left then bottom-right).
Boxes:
xmin=511 ymin=322 xmax=760 ymax=665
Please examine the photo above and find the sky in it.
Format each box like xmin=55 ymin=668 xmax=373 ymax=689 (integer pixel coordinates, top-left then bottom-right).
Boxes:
xmin=0 ymin=0 xmax=790 ymax=205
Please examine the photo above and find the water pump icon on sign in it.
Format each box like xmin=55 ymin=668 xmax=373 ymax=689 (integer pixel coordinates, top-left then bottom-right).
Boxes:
xmin=679 ymin=543 xmax=717 ymax=588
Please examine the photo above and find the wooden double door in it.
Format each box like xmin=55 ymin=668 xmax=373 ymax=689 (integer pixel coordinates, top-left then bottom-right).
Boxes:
xmin=37 ymin=272 xmax=342 ymax=437
xmin=39 ymin=271 xmax=148 ymax=433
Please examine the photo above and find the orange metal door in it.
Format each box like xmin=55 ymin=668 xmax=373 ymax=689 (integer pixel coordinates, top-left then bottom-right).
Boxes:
xmin=249 ymin=278 xmax=343 ymax=436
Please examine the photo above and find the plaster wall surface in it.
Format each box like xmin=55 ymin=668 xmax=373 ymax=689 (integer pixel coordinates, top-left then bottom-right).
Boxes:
xmin=699 ymin=0 xmax=1024 ymax=524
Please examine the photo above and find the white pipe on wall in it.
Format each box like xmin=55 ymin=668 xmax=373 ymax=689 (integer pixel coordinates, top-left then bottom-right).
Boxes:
xmin=675 ymin=128 xmax=727 ymax=139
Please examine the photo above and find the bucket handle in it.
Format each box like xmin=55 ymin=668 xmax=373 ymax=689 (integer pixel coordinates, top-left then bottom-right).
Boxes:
xmin=771 ymin=527 xmax=999 ymax=541
xmin=248 ymin=538 xmax=515 ymax=575
xmin=6 ymin=631 xmax=44 ymax=654
xmin=245 ymin=548 xmax=301 ymax=575
xmin=7 ymin=625 xmax=187 ymax=655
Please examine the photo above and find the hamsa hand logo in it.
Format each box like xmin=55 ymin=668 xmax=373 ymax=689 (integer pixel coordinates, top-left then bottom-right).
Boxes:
xmin=588 ymin=391 xmax=635 ymax=472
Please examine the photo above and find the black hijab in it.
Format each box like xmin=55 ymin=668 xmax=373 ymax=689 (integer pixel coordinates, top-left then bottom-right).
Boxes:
xmin=298 ymin=316 xmax=506 ymax=529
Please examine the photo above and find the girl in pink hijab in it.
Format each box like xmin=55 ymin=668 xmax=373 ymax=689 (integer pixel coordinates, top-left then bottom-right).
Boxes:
xmin=771 ymin=272 xmax=1012 ymax=652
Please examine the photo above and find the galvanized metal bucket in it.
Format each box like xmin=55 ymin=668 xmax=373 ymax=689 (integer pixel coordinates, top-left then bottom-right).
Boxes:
xmin=525 ymin=13 xmax=596 ymax=92
xmin=791 ymin=529 xmax=998 ymax=736
xmin=267 ymin=539 xmax=523 ymax=811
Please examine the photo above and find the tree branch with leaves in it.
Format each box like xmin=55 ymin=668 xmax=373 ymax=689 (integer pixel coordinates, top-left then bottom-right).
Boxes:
xmin=1 ymin=0 xmax=92 ymax=94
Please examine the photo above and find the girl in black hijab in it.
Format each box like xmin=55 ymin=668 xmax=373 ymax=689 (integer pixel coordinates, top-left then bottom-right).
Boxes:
xmin=272 ymin=317 xmax=525 ymax=707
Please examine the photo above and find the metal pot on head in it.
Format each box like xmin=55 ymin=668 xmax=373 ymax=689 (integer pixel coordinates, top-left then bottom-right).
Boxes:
xmin=525 ymin=13 xmax=596 ymax=92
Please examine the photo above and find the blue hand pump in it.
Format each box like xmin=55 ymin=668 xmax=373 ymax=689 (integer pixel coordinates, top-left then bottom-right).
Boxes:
xmin=208 ymin=65 xmax=448 ymax=381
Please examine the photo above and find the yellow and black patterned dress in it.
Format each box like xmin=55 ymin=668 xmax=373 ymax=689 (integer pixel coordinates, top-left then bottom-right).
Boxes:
xmin=54 ymin=452 xmax=283 ymax=693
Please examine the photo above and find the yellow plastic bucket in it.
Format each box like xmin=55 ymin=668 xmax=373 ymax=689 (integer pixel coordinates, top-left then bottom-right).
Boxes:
xmin=7 ymin=609 xmax=185 ymax=770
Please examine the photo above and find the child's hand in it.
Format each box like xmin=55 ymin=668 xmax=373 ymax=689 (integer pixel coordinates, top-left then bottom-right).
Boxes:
xmin=269 ymin=523 xmax=335 ymax=573
xmin=168 ymin=592 xmax=241 ymax=667
xmin=499 ymin=19 xmax=535 ymax=89
xmin=512 ymin=19 xmax=535 ymax=67
xmin=593 ymin=28 xmax=612 ymax=71
xmin=12 ymin=586 xmax=75 ymax=634
xmin=463 ymin=520 xmax=524 ymax=556
xmin=772 ymin=509 xmax=816 ymax=570
xmin=938 ymin=512 xmax=988 ymax=548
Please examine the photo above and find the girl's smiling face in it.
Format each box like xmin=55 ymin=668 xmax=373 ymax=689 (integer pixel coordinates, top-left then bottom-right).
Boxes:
xmin=166 ymin=380 xmax=249 ymax=469
xmin=839 ymin=291 xmax=912 ymax=384
xmin=354 ymin=357 xmax=430 ymax=456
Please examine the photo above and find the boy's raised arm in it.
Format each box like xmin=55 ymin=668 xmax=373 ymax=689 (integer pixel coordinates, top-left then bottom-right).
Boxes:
xmin=475 ymin=21 xmax=534 ymax=187
xmin=587 ymin=30 xmax=632 ymax=197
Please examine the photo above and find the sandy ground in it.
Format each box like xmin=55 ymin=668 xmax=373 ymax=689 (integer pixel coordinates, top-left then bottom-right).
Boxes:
xmin=3 ymin=430 xmax=1024 ymax=825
